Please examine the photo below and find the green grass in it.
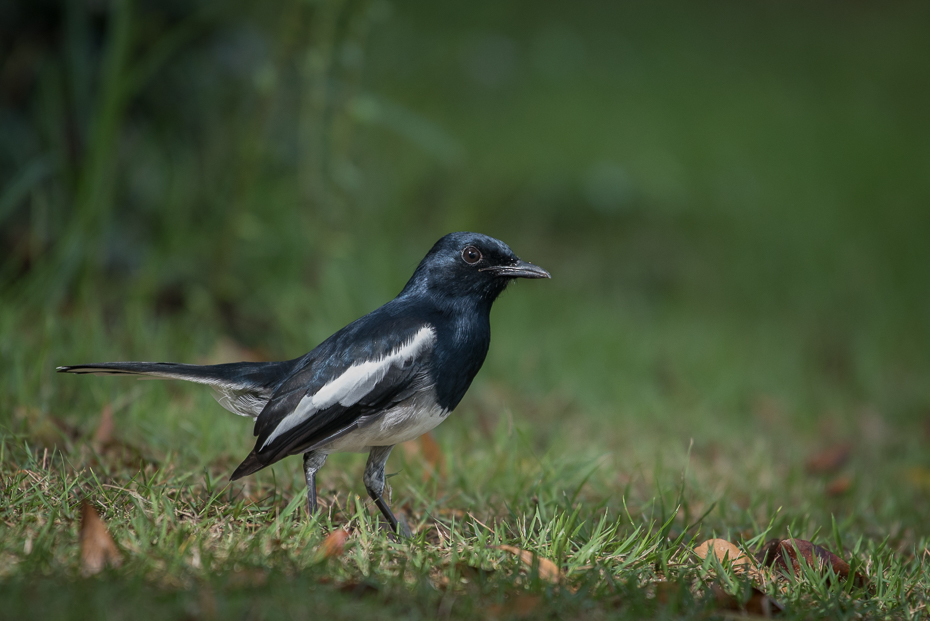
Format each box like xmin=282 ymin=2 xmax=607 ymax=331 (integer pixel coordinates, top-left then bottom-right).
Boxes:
xmin=2 ymin=0 xmax=930 ymax=618
xmin=2 ymin=393 xmax=929 ymax=619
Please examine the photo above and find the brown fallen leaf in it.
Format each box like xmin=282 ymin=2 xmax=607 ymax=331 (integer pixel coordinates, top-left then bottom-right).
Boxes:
xmin=487 ymin=594 xmax=541 ymax=619
xmin=654 ymin=580 xmax=681 ymax=605
xmin=400 ymin=439 xmax=421 ymax=460
xmin=419 ymin=432 xmax=447 ymax=480
xmin=757 ymin=539 xmax=867 ymax=587
xmin=80 ymin=500 xmax=122 ymax=575
xmin=400 ymin=432 xmax=447 ymax=481
xmin=494 ymin=545 xmax=561 ymax=584
xmin=92 ymin=404 xmax=114 ymax=448
xmin=805 ymin=443 xmax=850 ymax=474
xmin=694 ymin=538 xmax=752 ymax=567
xmin=710 ymin=584 xmax=784 ymax=617
xmin=825 ymin=474 xmax=853 ymax=496
xmin=319 ymin=528 xmax=349 ymax=559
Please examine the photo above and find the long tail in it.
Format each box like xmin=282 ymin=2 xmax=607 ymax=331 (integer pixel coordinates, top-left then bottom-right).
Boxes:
xmin=230 ymin=450 xmax=263 ymax=480
xmin=57 ymin=360 xmax=297 ymax=418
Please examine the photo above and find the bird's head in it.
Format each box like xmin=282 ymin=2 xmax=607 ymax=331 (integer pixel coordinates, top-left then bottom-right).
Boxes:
xmin=402 ymin=232 xmax=550 ymax=305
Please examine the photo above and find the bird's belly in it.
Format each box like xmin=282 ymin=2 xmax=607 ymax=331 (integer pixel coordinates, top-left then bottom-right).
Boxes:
xmin=319 ymin=392 xmax=450 ymax=453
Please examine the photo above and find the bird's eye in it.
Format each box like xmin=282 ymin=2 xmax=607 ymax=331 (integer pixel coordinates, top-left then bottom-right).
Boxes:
xmin=461 ymin=246 xmax=482 ymax=264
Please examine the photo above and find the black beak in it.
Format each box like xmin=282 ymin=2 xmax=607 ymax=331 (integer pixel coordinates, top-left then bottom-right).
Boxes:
xmin=481 ymin=259 xmax=551 ymax=279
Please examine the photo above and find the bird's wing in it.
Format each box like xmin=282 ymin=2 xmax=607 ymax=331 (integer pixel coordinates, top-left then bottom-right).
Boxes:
xmin=240 ymin=315 xmax=436 ymax=472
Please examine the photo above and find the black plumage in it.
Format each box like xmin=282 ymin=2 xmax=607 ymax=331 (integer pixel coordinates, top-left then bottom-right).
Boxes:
xmin=58 ymin=232 xmax=549 ymax=535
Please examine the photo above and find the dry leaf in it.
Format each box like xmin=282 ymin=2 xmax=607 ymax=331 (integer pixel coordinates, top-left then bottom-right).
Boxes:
xmin=805 ymin=443 xmax=850 ymax=474
xmin=401 ymin=433 xmax=447 ymax=481
xmin=494 ymin=545 xmax=561 ymax=583
xmin=758 ymin=539 xmax=867 ymax=587
xmin=487 ymin=594 xmax=541 ymax=619
xmin=80 ymin=501 xmax=122 ymax=575
xmin=654 ymin=580 xmax=680 ymax=605
xmin=710 ymin=584 xmax=784 ymax=617
xmin=400 ymin=439 xmax=421 ymax=460
xmin=418 ymin=432 xmax=447 ymax=480
xmin=694 ymin=538 xmax=751 ymax=567
xmin=319 ymin=528 xmax=349 ymax=559
xmin=93 ymin=404 xmax=114 ymax=447
xmin=825 ymin=474 xmax=853 ymax=496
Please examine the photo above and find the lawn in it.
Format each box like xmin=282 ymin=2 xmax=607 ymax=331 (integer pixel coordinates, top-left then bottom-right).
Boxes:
xmin=1 ymin=0 xmax=929 ymax=618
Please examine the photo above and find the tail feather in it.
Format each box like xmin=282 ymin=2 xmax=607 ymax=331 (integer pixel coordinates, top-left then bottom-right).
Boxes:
xmin=230 ymin=450 xmax=265 ymax=480
xmin=58 ymin=361 xmax=266 ymax=383
xmin=58 ymin=360 xmax=298 ymax=418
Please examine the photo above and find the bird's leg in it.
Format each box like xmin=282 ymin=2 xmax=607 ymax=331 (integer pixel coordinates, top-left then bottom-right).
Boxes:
xmin=364 ymin=445 xmax=411 ymax=537
xmin=303 ymin=451 xmax=327 ymax=517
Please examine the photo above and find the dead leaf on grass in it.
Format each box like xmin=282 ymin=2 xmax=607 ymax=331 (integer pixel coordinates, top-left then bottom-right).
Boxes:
xmin=654 ymin=580 xmax=682 ymax=605
xmin=757 ymin=539 xmax=867 ymax=587
xmin=419 ymin=432 xmax=447 ymax=480
xmin=319 ymin=528 xmax=349 ymax=559
xmin=487 ymin=593 xmax=541 ymax=619
xmin=81 ymin=403 xmax=157 ymax=469
xmin=694 ymin=538 xmax=752 ymax=567
xmin=80 ymin=500 xmax=122 ymax=575
xmin=805 ymin=443 xmax=850 ymax=474
xmin=401 ymin=432 xmax=447 ymax=481
xmin=92 ymin=404 xmax=114 ymax=447
xmin=710 ymin=584 xmax=784 ymax=617
xmin=494 ymin=545 xmax=561 ymax=584
xmin=825 ymin=474 xmax=853 ymax=496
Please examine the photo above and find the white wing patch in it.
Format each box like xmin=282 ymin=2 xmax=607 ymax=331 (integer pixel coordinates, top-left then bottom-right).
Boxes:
xmin=261 ymin=325 xmax=437 ymax=449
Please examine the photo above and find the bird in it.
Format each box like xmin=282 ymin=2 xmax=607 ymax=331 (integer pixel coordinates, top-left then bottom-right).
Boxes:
xmin=58 ymin=232 xmax=550 ymax=535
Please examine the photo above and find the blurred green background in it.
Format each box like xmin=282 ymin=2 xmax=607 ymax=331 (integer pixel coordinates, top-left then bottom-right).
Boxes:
xmin=2 ymin=0 xmax=929 ymax=505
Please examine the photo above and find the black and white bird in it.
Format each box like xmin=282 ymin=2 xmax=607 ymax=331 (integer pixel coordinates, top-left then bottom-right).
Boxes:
xmin=58 ymin=232 xmax=549 ymax=535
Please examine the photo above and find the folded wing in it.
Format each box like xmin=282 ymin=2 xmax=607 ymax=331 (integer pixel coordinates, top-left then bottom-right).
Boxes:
xmin=232 ymin=317 xmax=436 ymax=478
